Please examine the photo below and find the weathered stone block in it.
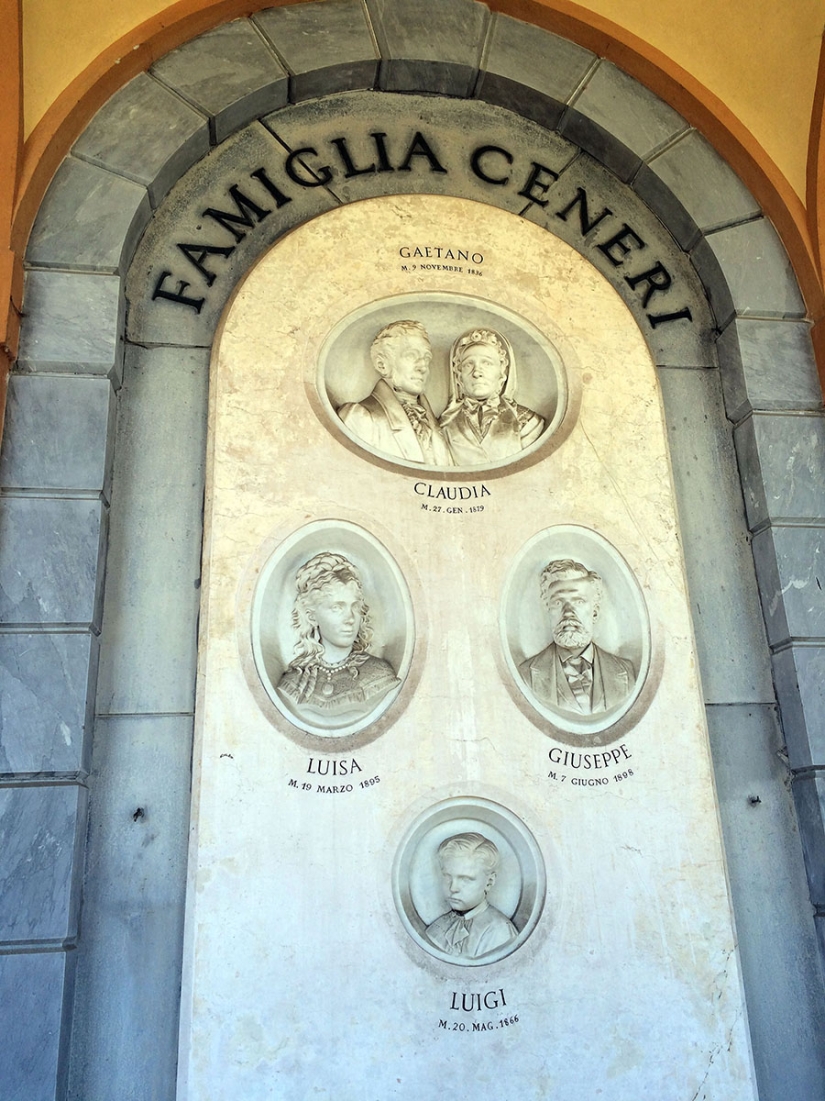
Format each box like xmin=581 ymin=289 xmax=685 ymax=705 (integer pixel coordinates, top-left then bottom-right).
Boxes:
xmin=562 ymin=60 xmax=687 ymax=181
xmin=702 ymin=218 xmax=807 ymax=320
xmin=125 ymin=120 xmax=337 ymax=347
xmin=72 ymin=73 xmax=210 ymax=208
xmin=0 ymin=783 xmax=86 ymax=940
xmin=0 ymin=498 xmax=106 ymax=627
xmin=792 ymin=772 xmax=825 ymax=907
xmin=16 ymin=271 xmax=123 ymax=381
xmin=95 ymin=345 xmax=208 ymax=716
xmin=751 ymin=525 xmax=825 ymax=647
xmin=561 ymin=109 xmax=640 ymax=182
xmin=705 ymin=703 xmax=825 ymax=1100
xmin=734 ymin=411 xmax=825 ymax=529
xmin=26 ymin=157 xmax=151 ymax=275
xmin=0 ymin=375 xmax=114 ymax=497
xmin=717 ymin=317 xmax=821 ymax=423
xmin=476 ymin=13 xmax=594 ymax=129
xmin=262 ymin=90 xmax=577 ymax=216
xmin=368 ymin=0 xmax=487 ymax=97
xmin=0 ymin=632 xmax=96 ymax=776
xmin=631 ymin=162 xmax=700 ymax=250
xmin=524 ymin=151 xmax=716 ymax=367
xmin=640 ymin=129 xmax=760 ymax=238
xmin=66 ymin=714 xmax=192 ymax=1101
xmin=254 ymin=0 xmax=378 ymax=101
xmin=690 ymin=235 xmax=735 ymax=330
xmin=658 ymin=368 xmax=774 ymax=702
xmin=151 ymin=19 xmax=288 ymax=144
xmin=773 ymin=645 xmax=825 ymax=769
xmin=0 ymin=951 xmax=68 ymax=1101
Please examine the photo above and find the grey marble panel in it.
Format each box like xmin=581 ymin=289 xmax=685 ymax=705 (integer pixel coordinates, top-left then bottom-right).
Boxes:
xmin=773 ymin=645 xmax=825 ymax=769
xmin=658 ymin=368 xmax=774 ymax=702
xmin=26 ymin=157 xmax=151 ymax=276
xmin=560 ymin=108 xmax=640 ymax=182
xmin=631 ymin=163 xmax=700 ymax=251
xmin=476 ymin=14 xmax=594 ymax=129
xmin=561 ymin=60 xmax=688 ymax=180
xmin=751 ymin=525 xmax=825 ymax=647
xmin=0 ymin=783 xmax=86 ymax=941
xmin=717 ymin=318 xmax=821 ymax=423
xmin=66 ymin=714 xmax=192 ymax=1101
xmin=690 ymin=235 xmax=735 ymax=330
xmin=125 ymin=120 xmax=337 ymax=346
xmin=263 ymin=90 xmax=577 ymax=212
xmin=705 ymin=704 xmax=825 ymax=1101
xmin=640 ymin=129 xmax=760 ymax=238
xmin=0 ymin=375 xmax=114 ymax=497
xmin=524 ymin=151 xmax=716 ymax=368
xmin=72 ymin=73 xmax=210 ymax=208
xmin=0 ymin=498 xmax=106 ymax=627
xmin=253 ymin=0 xmax=378 ymax=102
xmin=95 ymin=345 xmax=208 ymax=716
xmin=0 ymin=632 xmax=96 ymax=776
xmin=367 ymin=0 xmax=487 ymax=96
xmin=16 ymin=271 xmax=124 ymax=382
xmin=792 ymin=773 xmax=825 ymax=907
xmin=702 ymin=217 xmax=807 ymax=320
xmin=151 ymin=19 xmax=288 ymax=144
xmin=0 ymin=951 xmax=68 ymax=1101
xmin=735 ymin=412 xmax=825 ymax=529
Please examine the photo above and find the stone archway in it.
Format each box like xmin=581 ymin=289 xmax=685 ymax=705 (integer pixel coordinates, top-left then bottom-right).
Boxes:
xmin=2 ymin=3 xmax=825 ymax=1099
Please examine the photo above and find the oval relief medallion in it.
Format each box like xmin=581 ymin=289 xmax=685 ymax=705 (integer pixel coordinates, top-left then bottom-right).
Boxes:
xmin=502 ymin=525 xmax=651 ymax=739
xmin=251 ymin=520 xmax=414 ymax=740
xmin=320 ymin=291 xmax=568 ymax=474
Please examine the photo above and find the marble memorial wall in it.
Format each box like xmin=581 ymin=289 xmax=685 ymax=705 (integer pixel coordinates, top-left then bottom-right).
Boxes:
xmin=180 ymin=194 xmax=757 ymax=1098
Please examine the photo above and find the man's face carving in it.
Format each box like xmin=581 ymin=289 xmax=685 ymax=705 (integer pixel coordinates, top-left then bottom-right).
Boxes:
xmin=457 ymin=344 xmax=507 ymax=401
xmin=439 ymin=852 xmax=494 ymax=912
xmin=376 ymin=333 xmax=432 ymax=396
xmin=546 ymin=578 xmax=599 ymax=650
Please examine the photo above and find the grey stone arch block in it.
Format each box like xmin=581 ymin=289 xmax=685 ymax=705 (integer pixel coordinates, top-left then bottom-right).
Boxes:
xmin=9 ymin=2 xmax=825 ymax=1099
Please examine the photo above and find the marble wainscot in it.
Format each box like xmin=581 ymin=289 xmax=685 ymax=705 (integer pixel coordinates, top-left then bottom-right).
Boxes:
xmin=178 ymin=195 xmax=757 ymax=1100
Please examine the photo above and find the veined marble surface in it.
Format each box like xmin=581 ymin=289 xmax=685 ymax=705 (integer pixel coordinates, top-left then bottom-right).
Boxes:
xmin=179 ymin=195 xmax=756 ymax=1100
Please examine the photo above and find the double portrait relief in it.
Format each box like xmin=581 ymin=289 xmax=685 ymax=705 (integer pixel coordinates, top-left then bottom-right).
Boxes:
xmin=336 ymin=320 xmax=546 ymax=467
xmin=322 ymin=293 xmax=566 ymax=472
xmin=250 ymin=297 xmax=650 ymax=966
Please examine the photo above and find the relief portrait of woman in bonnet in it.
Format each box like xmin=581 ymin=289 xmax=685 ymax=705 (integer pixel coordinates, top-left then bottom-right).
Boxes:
xmin=439 ymin=327 xmax=546 ymax=466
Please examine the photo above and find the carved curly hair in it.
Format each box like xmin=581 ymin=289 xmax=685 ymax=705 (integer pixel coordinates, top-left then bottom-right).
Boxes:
xmin=289 ymin=551 xmax=373 ymax=665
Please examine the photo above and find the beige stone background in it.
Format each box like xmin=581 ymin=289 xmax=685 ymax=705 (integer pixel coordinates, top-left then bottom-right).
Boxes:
xmin=179 ymin=196 xmax=756 ymax=1100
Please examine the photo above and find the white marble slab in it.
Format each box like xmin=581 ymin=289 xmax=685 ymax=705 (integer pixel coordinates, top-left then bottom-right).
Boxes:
xmin=179 ymin=195 xmax=757 ymax=1100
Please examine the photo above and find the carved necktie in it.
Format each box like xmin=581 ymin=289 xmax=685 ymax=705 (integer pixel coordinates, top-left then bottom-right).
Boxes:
xmin=444 ymin=913 xmax=472 ymax=954
xmin=561 ymin=654 xmax=593 ymax=710
xmin=397 ymin=397 xmax=435 ymax=457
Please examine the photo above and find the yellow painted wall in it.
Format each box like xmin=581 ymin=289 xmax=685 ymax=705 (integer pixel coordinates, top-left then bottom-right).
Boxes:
xmin=564 ymin=0 xmax=824 ymax=206
xmin=22 ymin=0 xmax=175 ymax=131
xmin=21 ymin=0 xmax=825 ymax=202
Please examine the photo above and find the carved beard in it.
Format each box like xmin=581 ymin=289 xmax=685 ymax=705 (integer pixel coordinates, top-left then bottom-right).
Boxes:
xmin=553 ymin=617 xmax=592 ymax=650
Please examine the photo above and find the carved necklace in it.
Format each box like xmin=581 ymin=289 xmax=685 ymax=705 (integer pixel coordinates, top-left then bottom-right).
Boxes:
xmin=315 ymin=653 xmax=360 ymax=696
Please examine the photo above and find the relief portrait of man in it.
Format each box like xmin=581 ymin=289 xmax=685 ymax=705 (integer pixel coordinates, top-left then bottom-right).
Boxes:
xmin=439 ymin=327 xmax=545 ymax=465
xmin=337 ymin=320 xmax=452 ymax=465
xmin=425 ymin=833 xmax=518 ymax=959
xmin=276 ymin=552 xmax=399 ymax=721
xmin=518 ymin=559 xmax=636 ymax=715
